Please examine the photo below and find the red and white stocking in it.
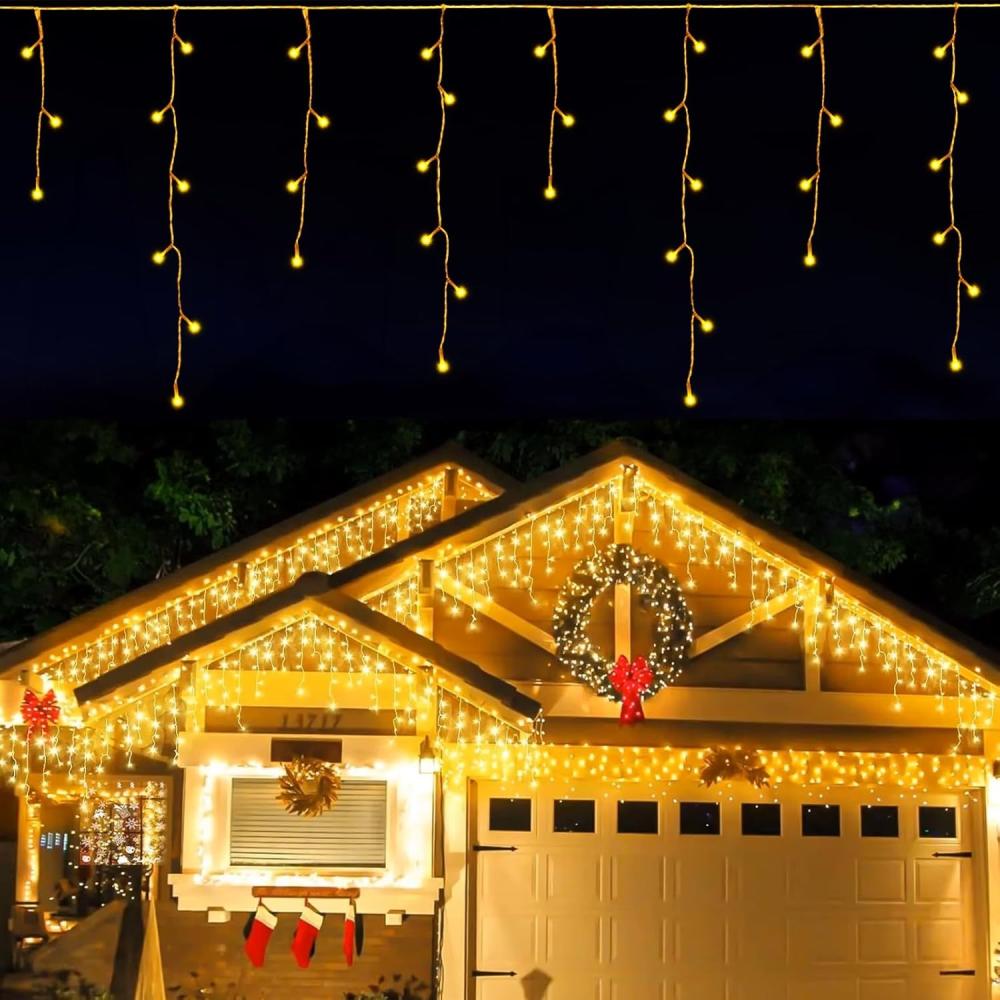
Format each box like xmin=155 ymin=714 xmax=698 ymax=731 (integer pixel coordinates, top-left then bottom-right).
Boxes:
xmin=342 ymin=898 xmax=357 ymax=966
xmin=291 ymin=905 xmax=324 ymax=968
xmin=243 ymin=904 xmax=277 ymax=967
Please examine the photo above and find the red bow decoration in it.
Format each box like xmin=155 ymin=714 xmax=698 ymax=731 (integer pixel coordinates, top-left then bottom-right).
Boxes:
xmin=21 ymin=689 xmax=60 ymax=739
xmin=609 ymin=654 xmax=653 ymax=725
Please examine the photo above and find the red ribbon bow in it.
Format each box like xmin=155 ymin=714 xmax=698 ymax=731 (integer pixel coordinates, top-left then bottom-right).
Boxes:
xmin=609 ymin=654 xmax=653 ymax=725
xmin=21 ymin=689 xmax=60 ymax=739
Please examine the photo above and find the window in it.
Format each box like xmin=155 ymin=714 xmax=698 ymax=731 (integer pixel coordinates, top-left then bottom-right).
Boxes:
xmin=802 ymin=804 xmax=840 ymax=837
xmin=861 ymin=805 xmax=899 ymax=838
xmin=489 ymin=798 xmax=531 ymax=832
xmin=919 ymin=806 xmax=957 ymax=839
xmin=230 ymin=778 xmax=386 ymax=867
xmin=553 ymin=799 xmax=595 ymax=833
xmin=741 ymin=803 xmax=781 ymax=836
xmin=680 ymin=802 xmax=720 ymax=835
xmin=617 ymin=801 xmax=658 ymax=834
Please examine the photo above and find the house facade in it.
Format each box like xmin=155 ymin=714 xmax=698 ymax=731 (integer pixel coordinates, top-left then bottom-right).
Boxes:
xmin=2 ymin=441 xmax=999 ymax=999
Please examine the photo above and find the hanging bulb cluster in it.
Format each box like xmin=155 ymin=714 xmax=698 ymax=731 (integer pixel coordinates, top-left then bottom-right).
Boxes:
xmin=799 ymin=5 xmax=843 ymax=269
xmin=21 ymin=8 xmax=62 ymax=203
xmin=663 ymin=6 xmax=712 ymax=408
xmin=149 ymin=7 xmax=200 ymax=410
xmin=417 ymin=7 xmax=466 ymax=375
xmin=535 ymin=6 xmax=575 ymax=201
xmin=930 ymin=1 xmax=980 ymax=374
xmin=286 ymin=8 xmax=331 ymax=270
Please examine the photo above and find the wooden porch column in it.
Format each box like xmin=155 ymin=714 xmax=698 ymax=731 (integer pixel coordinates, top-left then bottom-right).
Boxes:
xmin=981 ymin=731 xmax=1000 ymax=983
xmin=15 ymin=791 xmax=40 ymax=904
xmin=442 ymin=468 xmax=459 ymax=521
xmin=418 ymin=559 xmax=435 ymax=638
xmin=613 ymin=465 xmax=637 ymax=662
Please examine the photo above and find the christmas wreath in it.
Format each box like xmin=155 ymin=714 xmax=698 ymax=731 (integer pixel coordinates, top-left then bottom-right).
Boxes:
xmin=276 ymin=756 xmax=342 ymax=817
xmin=552 ymin=543 xmax=694 ymax=702
xmin=699 ymin=747 xmax=770 ymax=789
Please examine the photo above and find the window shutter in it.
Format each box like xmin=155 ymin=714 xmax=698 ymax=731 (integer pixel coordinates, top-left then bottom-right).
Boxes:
xmin=230 ymin=778 xmax=387 ymax=867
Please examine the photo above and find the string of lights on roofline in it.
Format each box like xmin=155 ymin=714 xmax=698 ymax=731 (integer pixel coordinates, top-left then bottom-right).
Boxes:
xmin=366 ymin=469 xmax=997 ymax=740
xmin=32 ymin=469 xmax=494 ymax=687
xmin=12 ymin=1 xmax=986 ymax=406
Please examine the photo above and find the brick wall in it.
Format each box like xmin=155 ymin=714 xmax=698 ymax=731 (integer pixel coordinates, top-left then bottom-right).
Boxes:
xmin=156 ymin=901 xmax=434 ymax=999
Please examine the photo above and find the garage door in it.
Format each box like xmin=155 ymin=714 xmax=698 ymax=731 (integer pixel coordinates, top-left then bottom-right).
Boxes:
xmin=471 ymin=780 xmax=984 ymax=1000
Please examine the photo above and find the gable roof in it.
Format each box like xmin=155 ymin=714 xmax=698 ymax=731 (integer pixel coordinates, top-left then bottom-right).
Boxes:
xmin=0 ymin=442 xmax=514 ymax=677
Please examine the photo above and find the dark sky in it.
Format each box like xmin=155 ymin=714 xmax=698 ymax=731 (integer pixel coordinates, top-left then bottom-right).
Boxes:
xmin=1 ymin=0 xmax=999 ymax=417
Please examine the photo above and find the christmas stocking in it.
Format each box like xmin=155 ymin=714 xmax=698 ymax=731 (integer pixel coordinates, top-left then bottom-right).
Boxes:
xmin=342 ymin=898 xmax=357 ymax=966
xmin=243 ymin=904 xmax=277 ymax=967
xmin=291 ymin=904 xmax=324 ymax=968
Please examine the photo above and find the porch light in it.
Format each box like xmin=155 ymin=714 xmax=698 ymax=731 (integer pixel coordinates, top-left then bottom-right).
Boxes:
xmin=419 ymin=736 xmax=441 ymax=775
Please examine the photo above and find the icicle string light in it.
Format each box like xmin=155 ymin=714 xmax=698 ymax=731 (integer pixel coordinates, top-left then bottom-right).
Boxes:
xmin=799 ymin=6 xmax=842 ymax=268
xmin=286 ymin=7 xmax=331 ymax=270
xmin=150 ymin=6 xmax=201 ymax=410
xmin=417 ymin=5 xmax=466 ymax=375
xmin=535 ymin=6 xmax=575 ymax=200
xmin=663 ymin=5 xmax=711 ymax=409
xmin=21 ymin=8 xmax=62 ymax=202
xmin=930 ymin=1 xmax=979 ymax=374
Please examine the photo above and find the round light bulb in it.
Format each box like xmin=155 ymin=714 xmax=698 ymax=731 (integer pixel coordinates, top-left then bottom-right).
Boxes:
xmin=420 ymin=47 xmax=435 ymax=61
xmin=700 ymin=318 xmax=714 ymax=333
xmin=956 ymin=90 xmax=969 ymax=105
xmin=180 ymin=41 xmax=194 ymax=55
xmin=665 ymin=249 xmax=679 ymax=264
xmin=436 ymin=358 xmax=451 ymax=374
xmin=799 ymin=177 xmax=813 ymax=192
xmin=683 ymin=391 xmax=698 ymax=408
xmin=420 ymin=233 xmax=434 ymax=247
xmin=949 ymin=357 xmax=963 ymax=373
xmin=176 ymin=178 xmax=190 ymax=193
xmin=929 ymin=157 xmax=943 ymax=172
xmin=804 ymin=253 xmax=817 ymax=268
xmin=416 ymin=159 xmax=431 ymax=174
xmin=288 ymin=46 xmax=301 ymax=60
xmin=688 ymin=177 xmax=703 ymax=192
xmin=693 ymin=40 xmax=707 ymax=54
xmin=291 ymin=254 xmax=304 ymax=269
xmin=534 ymin=44 xmax=548 ymax=58
xmin=171 ymin=391 xmax=185 ymax=409
xmin=286 ymin=179 xmax=300 ymax=193
xmin=453 ymin=284 xmax=468 ymax=300
xmin=152 ymin=250 xmax=166 ymax=264
xmin=443 ymin=91 xmax=457 ymax=106
xmin=151 ymin=110 xmax=164 ymax=124
xmin=933 ymin=45 xmax=948 ymax=59
xmin=663 ymin=108 xmax=677 ymax=123
xmin=187 ymin=319 xmax=202 ymax=334
xmin=316 ymin=115 xmax=331 ymax=129
xmin=544 ymin=184 xmax=557 ymax=200
xmin=800 ymin=44 xmax=814 ymax=59
xmin=932 ymin=231 xmax=947 ymax=246
xmin=828 ymin=113 xmax=843 ymax=128
xmin=20 ymin=45 xmax=34 ymax=60
xmin=30 ymin=186 xmax=43 ymax=202
xmin=48 ymin=115 xmax=63 ymax=130
xmin=561 ymin=113 xmax=575 ymax=127
xmin=966 ymin=283 xmax=981 ymax=298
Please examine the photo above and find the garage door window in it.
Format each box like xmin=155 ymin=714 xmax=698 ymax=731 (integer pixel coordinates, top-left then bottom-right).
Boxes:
xmin=741 ymin=803 xmax=781 ymax=836
xmin=861 ymin=805 xmax=899 ymax=838
xmin=617 ymin=801 xmax=658 ymax=834
xmin=680 ymin=802 xmax=720 ymax=835
xmin=919 ymin=805 xmax=957 ymax=838
xmin=802 ymin=804 xmax=840 ymax=837
xmin=489 ymin=798 xmax=532 ymax=832
xmin=554 ymin=799 xmax=595 ymax=833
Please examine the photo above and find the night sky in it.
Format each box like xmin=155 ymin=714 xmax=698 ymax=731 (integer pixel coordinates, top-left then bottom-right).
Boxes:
xmin=1 ymin=0 xmax=999 ymax=416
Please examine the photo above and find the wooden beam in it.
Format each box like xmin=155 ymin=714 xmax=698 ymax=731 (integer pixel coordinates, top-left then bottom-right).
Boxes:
xmin=442 ymin=467 xmax=458 ymax=521
xmin=418 ymin=559 xmax=435 ymax=638
xmin=613 ymin=464 xmax=636 ymax=662
xmin=435 ymin=575 xmax=556 ymax=655
xmin=690 ymin=588 xmax=799 ymax=659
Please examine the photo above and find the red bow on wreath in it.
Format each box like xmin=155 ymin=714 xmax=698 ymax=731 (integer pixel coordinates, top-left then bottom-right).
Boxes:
xmin=609 ymin=655 xmax=653 ymax=725
xmin=21 ymin=689 xmax=60 ymax=739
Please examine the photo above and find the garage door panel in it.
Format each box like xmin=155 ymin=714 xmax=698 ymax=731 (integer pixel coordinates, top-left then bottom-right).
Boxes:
xmin=545 ymin=851 xmax=604 ymax=905
xmin=789 ymin=854 xmax=854 ymax=903
xmin=675 ymin=852 xmax=728 ymax=903
xmin=479 ymin=912 xmax=538 ymax=967
xmin=611 ymin=854 xmax=669 ymax=904
xmin=673 ymin=976 xmax=728 ymax=1000
xmin=480 ymin=850 xmax=538 ymax=908
xmin=857 ymin=919 xmax=908 ymax=963
xmin=737 ymin=910 xmax=788 ymax=966
xmin=787 ymin=979 xmax=856 ymax=1000
xmin=788 ymin=910 xmax=854 ymax=964
xmin=914 ymin=857 xmax=962 ymax=903
xmin=609 ymin=914 xmax=669 ymax=965
xmin=858 ymin=980 xmax=907 ymax=1000
xmin=914 ymin=917 xmax=964 ymax=963
xmin=608 ymin=976 xmax=665 ymax=1000
xmin=545 ymin=912 xmax=602 ymax=965
xmin=856 ymin=858 xmax=906 ymax=903
xmin=674 ymin=911 xmax=729 ymax=965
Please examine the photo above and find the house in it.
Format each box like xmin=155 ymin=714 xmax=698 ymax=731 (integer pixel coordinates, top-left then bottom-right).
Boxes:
xmin=1 ymin=440 xmax=998 ymax=999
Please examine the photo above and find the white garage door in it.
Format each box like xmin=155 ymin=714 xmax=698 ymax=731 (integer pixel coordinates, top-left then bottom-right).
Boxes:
xmin=472 ymin=780 xmax=984 ymax=1000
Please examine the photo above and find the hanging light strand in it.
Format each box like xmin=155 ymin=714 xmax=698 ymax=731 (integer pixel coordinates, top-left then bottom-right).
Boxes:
xmin=151 ymin=5 xmax=201 ymax=410
xmin=286 ymin=7 xmax=331 ymax=270
xmin=418 ymin=5 xmax=467 ymax=375
xmin=930 ymin=1 xmax=979 ymax=374
xmin=664 ymin=4 xmax=712 ymax=408
xmin=535 ymin=6 xmax=574 ymax=200
xmin=21 ymin=8 xmax=62 ymax=202
xmin=799 ymin=6 xmax=842 ymax=268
